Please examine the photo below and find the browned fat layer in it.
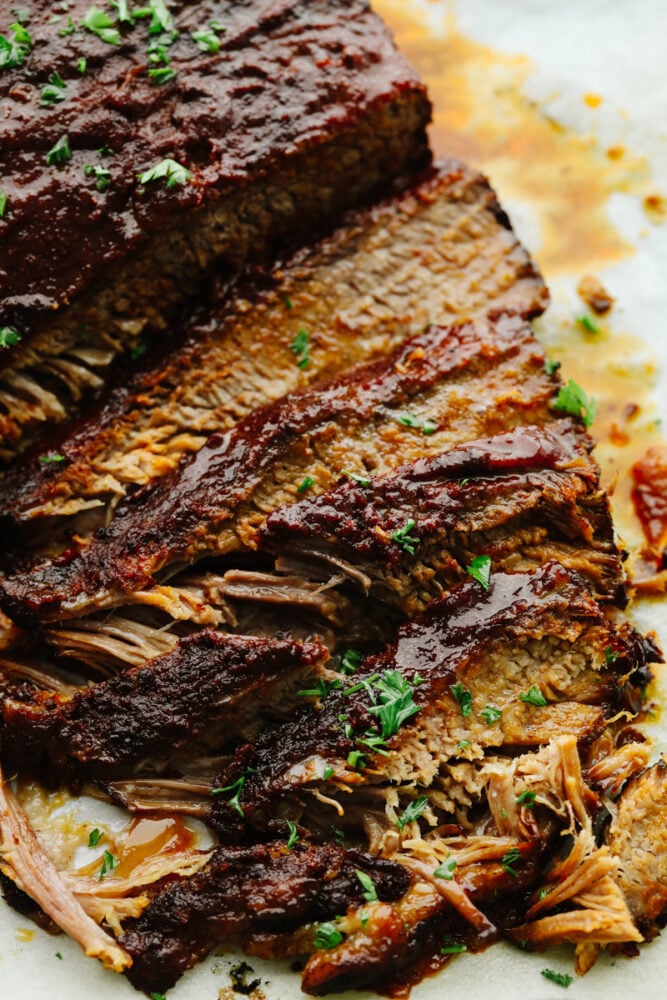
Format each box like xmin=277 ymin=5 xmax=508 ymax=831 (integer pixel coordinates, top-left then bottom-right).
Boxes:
xmin=0 ymin=160 xmax=547 ymax=526
xmin=256 ymin=420 xmax=623 ymax=606
xmin=208 ymin=564 xmax=658 ymax=834
xmin=0 ymin=0 xmax=430 ymax=353
xmin=0 ymin=313 xmax=555 ymax=626
xmin=118 ymin=841 xmax=413 ymax=995
xmin=0 ymin=630 xmax=327 ymax=785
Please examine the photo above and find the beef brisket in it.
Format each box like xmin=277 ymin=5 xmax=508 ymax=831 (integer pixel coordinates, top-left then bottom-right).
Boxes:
xmin=0 ymin=162 xmax=547 ymax=534
xmin=0 ymin=0 xmax=431 ymax=461
xmin=0 ymin=313 xmax=561 ymax=626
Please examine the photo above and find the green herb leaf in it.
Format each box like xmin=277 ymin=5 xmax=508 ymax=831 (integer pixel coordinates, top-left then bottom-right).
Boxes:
xmin=434 ymin=855 xmax=457 ymax=880
xmin=148 ymin=64 xmax=176 ymax=84
xmin=449 ymin=680 xmax=472 ymax=717
xmin=283 ymin=294 xmax=292 ymax=309
xmin=516 ymin=789 xmax=536 ymax=809
xmin=545 ymin=357 xmax=561 ymax=375
xmin=342 ymin=469 xmax=371 ymax=487
xmin=297 ymin=475 xmax=314 ymax=493
xmin=46 ymin=134 xmax=72 ymax=167
xmin=150 ymin=993 xmax=167 ymax=1000
xmin=440 ymin=936 xmax=466 ymax=955
xmin=604 ymin=645 xmax=619 ymax=665
xmin=76 ymin=56 xmax=87 ymax=72
xmin=0 ymin=21 xmax=32 ymax=69
xmin=297 ymin=677 xmax=340 ymax=699
xmin=541 ymin=969 xmax=573 ymax=988
xmin=347 ymin=749 xmax=366 ymax=770
xmin=340 ymin=648 xmax=363 ymax=675
xmin=392 ymin=518 xmax=418 ymax=555
xmin=322 ymin=765 xmax=334 ymax=780
xmin=58 ymin=15 xmax=76 ymax=36
xmin=356 ymin=869 xmax=378 ymax=902
xmin=577 ymin=314 xmax=600 ymax=334
xmin=136 ymin=0 xmax=174 ymax=35
xmin=290 ymin=327 xmax=309 ymax=368
xmin=357 ymin=730 xmax=389 ymax=757
xmin=285 ymin=820 xmax=299 ymax=850
xmin=421 ymin=418 xmax=438 ymax=436
xmin=111 ymin=0 xmax=135 ymax=24
xmin=360 ymin=910 xmax=369 ymax=928
xmin=553 ymin=378 xmax=597 ymax=427
xmin=41 ymin=71 xmax=67 ymax=106
xmin=538 ymin=886 xmax=549 ymax=901
xmin=501 ymin=846 xmax=521 ymax=877
xmin=398 ymin=413 xmax=420 ymax=428
xmin=55 ymin=951 xmax=63 ymax=959
xmin=480 ymin=704 xmax=502 ymax=725
xmin=139 ymin=157 xmax=190 ymax=189
xmin=314 ymin=922 xmax=344 ymax=950
xmin=456 ymin=739 xmax=470 ymax=750
xmin=88 ymin=828 xmax=103 ymax=847
xmin=520 ymin=684 xmax=548 ymax=707
xmin=0 ymin=191 xmax=6 ymax=218
xmin=84 ymin=163 xmax=112 ymax=191
xmin=331 ymin=826 xmax=345 ymax=846
xmin=396 ymin=795 xmax=428 ymax=831
xmin=192 ymin=25 xmax=223 ymax=52
xmin=466 ymin=554 xmax=491 ymax=590
xmin=98 ymin=849 xmax=119 ymax=880
xmin=367 ymin=669 xmax=421 ymax=738
xmin=0 ymin=327 xmax=20 ymax=348
xmin=39 ymin=453 xmax=67 ymax=465
xmin=82 ymin=8 xmax=121 ymax=45
xmin=210 ymin=774 xmax=246 ymax=816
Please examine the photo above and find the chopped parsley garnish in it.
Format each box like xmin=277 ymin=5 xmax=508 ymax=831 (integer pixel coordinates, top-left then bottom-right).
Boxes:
xmin=82 ymin=8 xmax=121 ymax=45
xmin=55 ymin=951 xmax=63 ymax=959
xmin=0 ymin=191 xmax=6 ymax=218
xmin=139 ymin=158 xmax=190 ymax=189
xmin=553 ymin=378 xmax=597 ymax=428
xmin=41 ymin=71 xmax=67 ymax=106
xmin=347 ymin=749 xmax=366 ymax=770
xmin=148 ymin=65 xmax=176 ymax=84
xmin=111 ymin=0 xmax=135 ymax=25
xmin=466 ymin=554 xmax=491 ymax=590
xmin=77 ymin=56 xmax=87 ymax=72
xmin=544 ymin=357 xmax=561 ymax=375
xmin=150 ymin=993 xmax=166 ymax=1000
xmin=98 ymin=849 xmax=119 ymax=880
xmin=297 ymin=677 xmax=341 ymax=699
xmin=46 ymin=134 xmax=72 ymax=167
xmin=434 ymin=855 xmax=457 ymax=880
xmin=360 ymin=910 xmax=369 ymax=929
xmin=357 ymin=730 xmax=389 ymax=757
xmin=290 ymin=327 xmax=310 ymax=368
xmin=39 ymin=452 xmax=66 ymax=465
xmin=520 ymin=685 xmax=548 ymax=707
xmin=397 ymin=414 xmax=438 ymax=435
xmin=0 ymin=327 xmax=20 ymax=349
xmin=88 ymin=828 xmax=103 ymax=847
xmin=397 ymin=413 xmax=420 ymax=428
xmin=0 ymin=21 xmax=32 ymax=69
xmin=285 ymin=820 xmax=299 ymax=850
xmin=501 ymin=846 xmax=521 ymax=877
xmin=131 ymin=341 xmax=148 ymax=360
xmin=421 ymin=418 xmax=438 ymax=435
xmin=313 ymin=922 xmax=344 ymax=950
xmin=367 ymin=669 xmax=421 ymax=738
xmin=192 ymin=24 xmax=224 ymax=52
xmin=440 ymin=936 xmax=466 ymax=955
xmin=604 ymin=645 xmax=619 ymax=665
xmin=449 ymin=680 xmax=472 ymax=717
xmin=342 ymin=468 xmax=371 ymax=487
xmin=137 ymin=0 xmax=174 ymax=35
xmin=340 ymin=648 xmax=363 ymax=675
xmin=516 ymin=789 xmax=536 ymax=809
xmin=480 ymin=704 xmax=502 ymax=725
xmin=331 ymin=826 xmax=345 ymax=846
xmin=396 ymin=795 xmax=428 ymax=831
xmin=210 ymin=774 xmax=246 ymax=816
xmin=541 ymin=969 xmax=573 ymax=988
xmin=297 ymin=475 xmax=314 ymax=493
xmin=577 ymin=314 xmax=600 ymax=334
xmin=456 ymin=739 xmax=470 ymax=750
xmin=356 ymin=869 xmax=378 ymax=902
xmin=58 ymin=15 xmax=76 ymax=36
xmin=283 ymin=294 xmax=292 ymax=309
xmin=322 ymin=765 xmax=334 ymax=780
xmin=392 ymin=518 xmax=418 ymax=555
xmin=84 ymin=163 xmax=111 ymax=191
xmin=538 ymin=887 xmax=550 ymax=901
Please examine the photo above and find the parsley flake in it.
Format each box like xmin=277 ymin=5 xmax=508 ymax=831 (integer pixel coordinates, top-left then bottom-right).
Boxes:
xmin=331 ymin=826 xmax=345 ymax=846
xmin=342 ymin=468 xmax=371 ymax=487
xmin=297 ymin=475 xmax=314 ymax=493
xmin=541 ymin=969 xmax=573 ymax=988
xmin=357 ymin=730 xmax=389 ymax=757
xmin=553 ymin=378 xmax=597 ymax=427
xmin=466 ymin=554 xmax=491 ymax=590
xmin=76 ymin=56 xmax=87 ymax=72
xmin=367 ymin=669 xmax=421 ymax=738
xmin=0 ymin=191 xmax=6 ymax=218
xmin=82 ymin=8 xmax=121 ymax=45
xmin=396 ymin=795 xmax=428 ymax=831
xmin=545 ymin=357 xmax=561 ymax=375
xmin=148 ymin=65 xmax=176 ymax=84
xmin=39 ymin=453 xmax=66 ymax=465
xmin=434 ymin=855 xmax=457 ymax=880
xmin=0 ymin=21 xmax=32 ymax=69
xmin=398 ymin=413 xmax=420 ymax=428
xmin=516 ymin=789 xmax=536 ymax=809
xmin=137 ymin=0 xmax=174 ymax=35
xmin=285 ymin=820 xmax=299 ymax=850
xmin=456 ymin=739 xmax=470 ymax=750
xmin=55 ymin=951 xmax=63 ymax=959
xmin=480 ymin=704 xmax=502 ymax=725
xmin=520 ymin=685 xmax=548 ymax=707
xmin=577 ymin=314 xmax=600 ymax=334
xmin=111 ymin=0 xmax=135 ymax=25
xmin=340 ymin=648 xmax=363 ymax=675
xmin=421 ymin=418 xmax=438 ymax=435
xmin=441 ymin=936 xmax=466 ymax=955
xmin=356 ymin=869 xmax=378 ymax=902
xmin=139 ymin=158 xmax=190 ymax=189
xmin=449 ymin=680 xmax=472 ymax=717
xmin=46 ymin=135 xmax=72 ymax=167
xmin=150 ymin=993 xmax=166 ymax=1000
xmin=347 ymin=749 xmax=366 ymax=770
xmin=290 ymin=327 xmax=309 ymax=368
xmin=501 ymin=846 xmax=521 ymax=877
xmin=0 ymin=326 xmax=21 ymax=348
xmin=392 ymin=518 xmax=418 ymax=555
xmin=192 ymin=24 xmax=224 ymax=52
xmin=58 ymin=15 xmax=76 ymax=36
xmin=322 ymin=765 xmax=334 ymax=780
xmin=88 ymin=828 xmax=103 ymax=847
xmin=84 ymin=163 xmax=111 ymax=191
xmin=210 ymin=774 xmax=246 ymax=816
xmin=604 ymin=645 xmax=619 ymax=665
xmin=284 ymin=294 xmax=292 ymax=309
xmin=314 ymin=922 xmax=344 ymax=950
xmin=41 ymin=71 xmax=67 ymax=106
xmin=98 ymin=849 xmax=119 ymax=880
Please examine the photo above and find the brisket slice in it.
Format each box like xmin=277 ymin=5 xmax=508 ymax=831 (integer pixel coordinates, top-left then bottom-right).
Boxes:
xmin=0 ymin=0 xmax=431 ymax=462
xmin=0 ymin=630 xmax=327 ymax=785
xmin=117 ymin=841 xmax=413 ymax=994
xmin=0 ymin=313 xmax=559 ymax=626
xmin=208 ymin=564 xmax=657 ymax=837
xmin=252 ymin=420 xmax=623 ymax=608
xmin=0 ymin=161 xmax=548 ymax=534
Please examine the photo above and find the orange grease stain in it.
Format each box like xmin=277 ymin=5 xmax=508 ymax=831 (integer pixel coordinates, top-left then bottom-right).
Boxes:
xmin=76 ymin=814 xmax=194 ymax=879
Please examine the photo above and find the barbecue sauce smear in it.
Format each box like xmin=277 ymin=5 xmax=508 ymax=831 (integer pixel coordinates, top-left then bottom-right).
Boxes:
xmin=375 ymin=0 xmax=667 ymax=570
